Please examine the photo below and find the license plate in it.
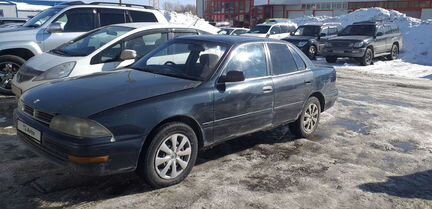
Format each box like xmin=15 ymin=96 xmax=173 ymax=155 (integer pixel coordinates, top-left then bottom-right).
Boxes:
xmin=17 ymin=120 xmax=41 ymax=143
xmin=333 ymin=50 xmax=344 ymax=53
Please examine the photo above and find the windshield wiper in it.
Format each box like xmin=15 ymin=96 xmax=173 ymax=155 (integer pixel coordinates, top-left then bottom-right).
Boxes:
xmin=51 ymin=49 xmax=68 ymax=56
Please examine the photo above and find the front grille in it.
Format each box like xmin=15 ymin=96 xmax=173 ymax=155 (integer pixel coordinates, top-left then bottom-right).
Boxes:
xmin=16 ymin=65 xmax=43 ymax=83
xmin=331 ymin=41 xmax=352 ymax=48
xmin=23 ymin=104 xmax=55 ymax=124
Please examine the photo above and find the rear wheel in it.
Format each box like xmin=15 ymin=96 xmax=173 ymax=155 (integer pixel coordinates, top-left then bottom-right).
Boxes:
xmin=387 ymin=44 xmax=399 ymax=60
xmin=0 ymin=55 xmax=25 ymax=95
xmin=307 ymin=45 xmax=317 ymax=60
xmin=325 ymin=56 xmax=337 ymax=63
xmin=289 ymin=97 xmax=321 ymax=138
xmin=359 ymin=47 xmax=373 ymax=66
xmin=136 ymin=122 xmax=198 ymax=188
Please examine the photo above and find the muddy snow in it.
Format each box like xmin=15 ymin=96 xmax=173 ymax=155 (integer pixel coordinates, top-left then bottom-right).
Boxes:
xmin=1 ymin=68 xmax=432 ymax=209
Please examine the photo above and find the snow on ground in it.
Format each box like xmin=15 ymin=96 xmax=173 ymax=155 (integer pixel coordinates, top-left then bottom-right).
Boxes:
xmin=289 ymin=7 xmax=432 ymax=78
xmin=163 ymin=10 xmax=220 ymax=34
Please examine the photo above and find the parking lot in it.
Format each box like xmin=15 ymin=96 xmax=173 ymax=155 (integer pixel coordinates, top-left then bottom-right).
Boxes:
xmin=1 ymin=68 xmax=432 ymax=209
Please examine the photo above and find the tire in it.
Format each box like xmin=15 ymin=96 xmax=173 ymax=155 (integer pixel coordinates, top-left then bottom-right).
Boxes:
xmin=289 ymin=97 xmax=321 ymax=138
xmin=387 ymin=44 xmax=399 ymax=60
xmin=325 ymin=56 xmax=337 ymax=63
xmin=359 ymin=47 xmax=373 ymax=66
xmin=0 ymin=55 xmax=26 ymax=95
xmin=307 ymin=45 xmax=317 ymax=60
xmin=136 ymin=122 xmax=198 ymax=188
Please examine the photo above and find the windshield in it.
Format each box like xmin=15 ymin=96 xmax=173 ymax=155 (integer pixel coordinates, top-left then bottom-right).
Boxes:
xmin=248 ymin=25 xmax=270 ymax=34
xmin=52 ymin=26 xmax=132 ymax=57
xmin=132 ymin=41 xmax=228 ymax=81
xmin=23 ymin=8 xmax=62 ymax=28
xmin=293 ymin=26 xmax=321 ymax=36
xmin=339 ymin=25 xmax=376 ymax=36
xmin=218 ymin=28 xmax=234 ymax=35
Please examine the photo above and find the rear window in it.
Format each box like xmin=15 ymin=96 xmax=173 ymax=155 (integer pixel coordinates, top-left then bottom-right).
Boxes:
xmin=130 ymin=11 xmax=158 ymax=22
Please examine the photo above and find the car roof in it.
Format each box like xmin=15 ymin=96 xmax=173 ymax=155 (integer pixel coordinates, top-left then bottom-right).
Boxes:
xmin=175 ymin=35 xmax=286 ymax=45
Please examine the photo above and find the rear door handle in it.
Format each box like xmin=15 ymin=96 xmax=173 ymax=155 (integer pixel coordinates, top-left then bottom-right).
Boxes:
xmin=262 ymin=86 xmax=273 ymax=93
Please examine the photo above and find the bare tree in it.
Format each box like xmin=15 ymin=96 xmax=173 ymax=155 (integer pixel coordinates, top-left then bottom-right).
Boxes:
xmin=163 ymin=1 xmax=196 ymax=14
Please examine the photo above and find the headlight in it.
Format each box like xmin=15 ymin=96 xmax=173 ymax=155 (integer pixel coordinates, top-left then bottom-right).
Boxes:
xmin=298 ymin=41 xmax=308 ymax=47
xmin=353 ymin=41 xmax=366 ymax=48
xmin=50 ymin=115 xmax=112 ymax=138
xmin=18 ymin=99 xmax=24 ymax=111
xmin=325 ymin=42 xmax=332 ymax=47
xmin=33 ymin=61 xmax=76 ymax=81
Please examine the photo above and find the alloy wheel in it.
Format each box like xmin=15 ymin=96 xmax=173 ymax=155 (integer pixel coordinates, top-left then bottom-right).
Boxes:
xmin=0 ymin=61 xmax=20 ymax=90
xmin=155 ymin=133 xmax=192 ymax=179
xmin=303 ymin=103 xmax=319 ymax=134
xmin=365 ymin=49 xmax=373 ymax=65
xmin=391 ymin=46 xmax=399 ymax=60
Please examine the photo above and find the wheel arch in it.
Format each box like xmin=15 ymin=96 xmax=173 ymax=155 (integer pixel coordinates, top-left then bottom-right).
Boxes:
xmin=0 ymin=48 xmax=35 ymax=60
xmin=309 ymin=92 xmax=325 ymax=112
xmin=141 ymin=115 xmax=205 ymax=155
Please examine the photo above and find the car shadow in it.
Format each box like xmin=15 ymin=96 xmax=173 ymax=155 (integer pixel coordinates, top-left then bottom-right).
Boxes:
xmin=359 ymin=169 xmax=432 ymax=200
xmin=6 ymin=126 xmax=303 ymax=208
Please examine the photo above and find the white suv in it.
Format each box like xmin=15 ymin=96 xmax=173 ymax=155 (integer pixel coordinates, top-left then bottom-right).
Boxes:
xmin=241 ymin=23 xmax=297 ymax=39
xmin=11 ymin=23 xmax=213 ymax=97
xmin=0 ymin=1 xmax=167 ymax=94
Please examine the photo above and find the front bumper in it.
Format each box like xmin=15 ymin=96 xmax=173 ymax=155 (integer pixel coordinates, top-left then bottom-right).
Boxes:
xmin=321 ymin=47 xmax=366 ymax=58
xmin=15 ymin=109 xmax=143 ymax=176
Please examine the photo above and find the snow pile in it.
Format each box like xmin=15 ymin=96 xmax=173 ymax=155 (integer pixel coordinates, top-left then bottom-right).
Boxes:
xmin=163 ymin=11 xmax=220 ymax=34
xmin=292 ymin=8 xmax=432 ymax=66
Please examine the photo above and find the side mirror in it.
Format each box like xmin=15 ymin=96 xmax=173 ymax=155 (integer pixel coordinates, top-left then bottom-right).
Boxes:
xmin=219 ymin=71 xmax=245 ymax=83
xmin=376 ymin=32 xmax=384 ymax=37
xmin=47 ymin=23 xmax=63 ymax=33
xmin=290 ymin=31 xmax=294 ymax=35
xmin=120 ymin=49 xmax=137 ymax=61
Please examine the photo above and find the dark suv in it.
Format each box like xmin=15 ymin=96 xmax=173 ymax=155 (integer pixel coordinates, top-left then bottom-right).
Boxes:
xmin=283 ymin=22 xmax=342 ymax=60
xmin=322 ymin=21 xmax=403 ymax=66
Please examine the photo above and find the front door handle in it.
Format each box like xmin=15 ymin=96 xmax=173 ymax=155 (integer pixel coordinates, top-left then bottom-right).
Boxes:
xmin=304 ymin=80 xmax=312 ymax=84
xmin=262 ymin=86 xmax=273 ymax=93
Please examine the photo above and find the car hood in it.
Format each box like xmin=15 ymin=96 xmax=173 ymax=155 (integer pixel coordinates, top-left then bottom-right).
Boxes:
xmin=329 ymin=35 xmax=372 ymax=42
xmin=284 ymin=36 xmax=315 ymax=42
xmin=0 ymin=25 xmax=33 ymax=32
xmin=21 ymin=69 xmax=202 ymax=117
xmin=26 ymin=52 xmax=81 ymax=72
xmin=0 ymin=26 xmax=38 ymax=42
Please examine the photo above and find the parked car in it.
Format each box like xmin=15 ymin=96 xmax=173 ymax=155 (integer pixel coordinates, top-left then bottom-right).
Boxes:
xmin=11 ymin=23 xmax=212 ymax=98
xmin=15 ymin=35 xmax=338 ymax=188
xmin=217 ymin=27 xmax=249 ymax=36
xmin=264 ymin=18 xmax=291 ymax=24
xmin=0 ymin=17 xmax=27 ymax=26
xmin=283 ymin=22 xmax=342 ymax=60
xmin=0 ymin=1 xmax=167 ymax=94
xmin=322 ymin=21 xmax=403 ymax=66
xmin=241 ymin=23 xmax=296 ymax=39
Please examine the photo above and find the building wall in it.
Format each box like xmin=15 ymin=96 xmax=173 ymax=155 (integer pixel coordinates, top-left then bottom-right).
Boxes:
xmin=0 ymin=4 xmax=17 ymax=17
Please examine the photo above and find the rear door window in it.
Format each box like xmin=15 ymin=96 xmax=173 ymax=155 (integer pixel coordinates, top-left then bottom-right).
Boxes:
xmin=268 ymin=43 xmax=298 ymax=75
xmin=98 ymin=9 xmax=127 ymax=27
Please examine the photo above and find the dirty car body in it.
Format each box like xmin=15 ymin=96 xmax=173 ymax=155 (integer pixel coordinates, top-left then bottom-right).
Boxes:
xmin=15 ymin=35 xmax=337 ymax=184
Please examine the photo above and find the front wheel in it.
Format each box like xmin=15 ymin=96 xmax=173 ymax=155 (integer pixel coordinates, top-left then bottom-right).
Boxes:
xmin=0 ymin=55 xmax=25 ymax=95
xmin=359 ymin=47 xmax=373 ymax=66
xmin=136 ymin=122 xmax=198 ymax=188
xmin=289 ymin=97 xmax=321 ymax=138
xmin=307 ymin=45 xmax=317 ymax=60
